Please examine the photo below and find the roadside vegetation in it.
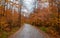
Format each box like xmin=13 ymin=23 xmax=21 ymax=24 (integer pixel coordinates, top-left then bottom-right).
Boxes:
xmin=0 ymin=0 xmax=60 ymax=38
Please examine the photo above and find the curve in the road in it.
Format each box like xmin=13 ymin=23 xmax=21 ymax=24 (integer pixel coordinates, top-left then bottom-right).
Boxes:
xmin=8 ymin=23 xmax=50 ymax=38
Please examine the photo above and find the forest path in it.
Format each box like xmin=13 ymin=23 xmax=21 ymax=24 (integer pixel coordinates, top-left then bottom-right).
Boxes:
xmin=8 ymin=23 xmax=50 ymax=38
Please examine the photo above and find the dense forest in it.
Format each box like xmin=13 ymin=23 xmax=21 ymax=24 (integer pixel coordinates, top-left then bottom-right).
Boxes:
xmin=0 ymin=0 xmax=60 ymax=38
